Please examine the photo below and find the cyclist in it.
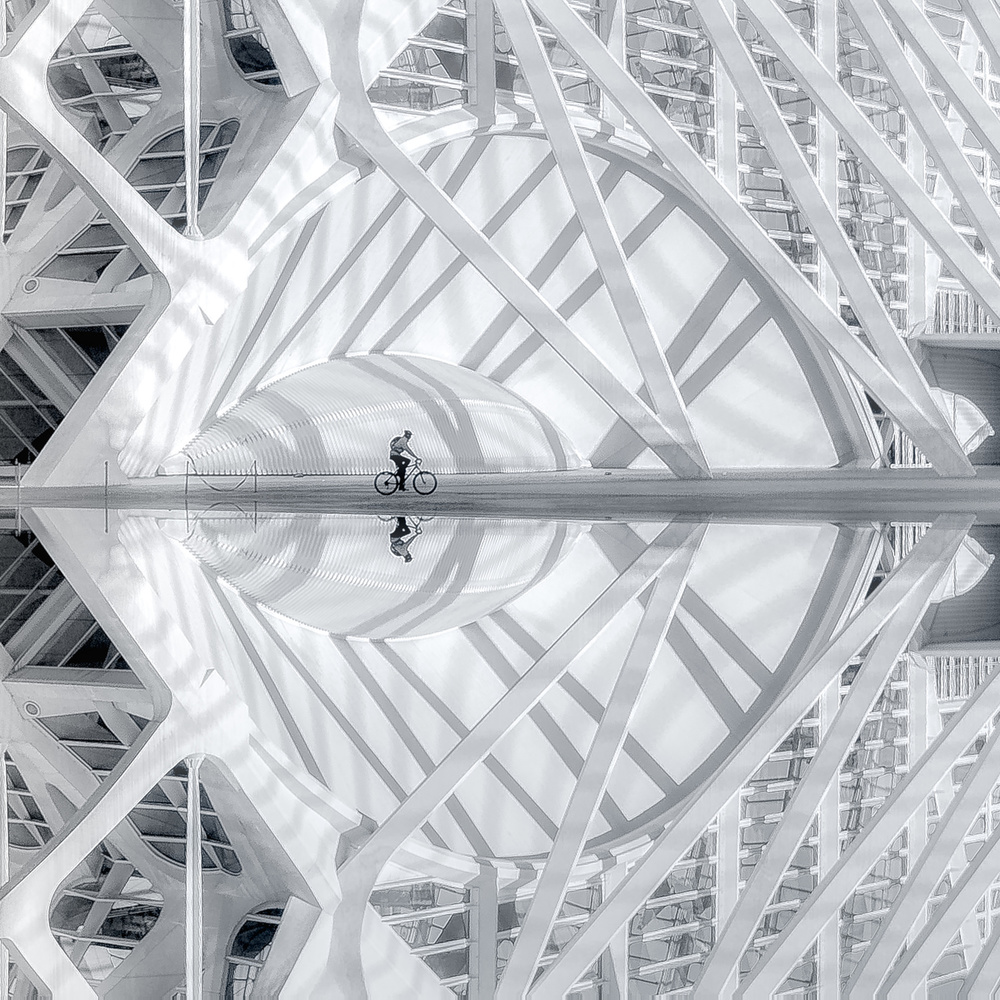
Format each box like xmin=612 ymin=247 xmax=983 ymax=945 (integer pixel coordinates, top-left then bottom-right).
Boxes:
xmin=389 ymin=429 xmax=418 ymax=491
xmin=389 ymin=516 xmax=417 ymax=563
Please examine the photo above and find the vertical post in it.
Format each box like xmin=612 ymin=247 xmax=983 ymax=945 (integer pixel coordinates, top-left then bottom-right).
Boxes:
xmin=186 ymin=753 xmax=205 ymax=1000
xmin=905 ymin=22 xmax=928 ymax=333
xmin=715 ymin=798 xmax=740 ymax=999
xmin=471 ymin=0 xmax=497 ymax=126
xmin=816 ymin=0 xmax=839 ymax=310
xmin=600 ymin=865 xmax=630 ymax=999
xmin=0 ymin=743 xmax=9 ymax=1000
xmin=601 ymin=0 xmax=627 ymax=129
xmin=183 ymin=0 xmax=202 ymax=237
xmin=818 ymin=679 xmax=841 ymax=999
xmin=469 ymin=863 xmax=498 ymax=999
xmin=714 ymin=0 xmax=739 ymax=193
xmin=253 ymin=459 xmax=258 ymax=495
xmin=907 ymin=654 xmax=931 ymax=1000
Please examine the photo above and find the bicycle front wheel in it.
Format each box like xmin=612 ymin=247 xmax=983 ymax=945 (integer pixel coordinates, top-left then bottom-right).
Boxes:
xmin=412 ymin=470 xmax=437 ymax=495
xmin=374 ymin=470 xmax=398 ymax=495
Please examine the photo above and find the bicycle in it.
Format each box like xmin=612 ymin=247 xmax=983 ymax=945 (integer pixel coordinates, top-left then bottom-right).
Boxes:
xmin=374 ymin=457 xmax=438 ymax=496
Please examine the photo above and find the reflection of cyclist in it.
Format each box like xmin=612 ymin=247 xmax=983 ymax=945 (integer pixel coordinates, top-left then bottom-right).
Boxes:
xmin=389 ymin=430 xmax=418 ymax=491
xmin=389 ymin=517 xmax=417 ymax=563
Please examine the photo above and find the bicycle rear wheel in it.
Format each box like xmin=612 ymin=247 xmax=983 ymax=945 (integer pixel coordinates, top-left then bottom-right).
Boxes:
xmin=374 ymin=470 xmax=398 ymax=495
xmin=412 ymin=470 xmax=437 ymax=495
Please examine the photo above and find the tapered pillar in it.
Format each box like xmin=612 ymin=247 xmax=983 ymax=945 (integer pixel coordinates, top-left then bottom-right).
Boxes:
xmin=185 ymin=753 xmax=205 ymax=1000
xmin=183 ymin=0 xmax=202 ymax=237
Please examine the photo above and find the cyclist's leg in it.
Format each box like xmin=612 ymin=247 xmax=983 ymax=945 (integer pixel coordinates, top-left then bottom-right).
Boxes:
xmin=391 ymin=455 xmax=406 ymax=488
xmin=397 ymin=457 xmax=410 ymax=489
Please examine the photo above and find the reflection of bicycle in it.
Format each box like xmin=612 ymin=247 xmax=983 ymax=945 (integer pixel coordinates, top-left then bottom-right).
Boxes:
xmin=375 ymin=457 xmax=437 ymax=496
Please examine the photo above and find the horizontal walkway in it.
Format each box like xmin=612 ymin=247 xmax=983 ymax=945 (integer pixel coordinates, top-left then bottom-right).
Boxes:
xmin=4 ymin=467 xmax=1000 ymax=521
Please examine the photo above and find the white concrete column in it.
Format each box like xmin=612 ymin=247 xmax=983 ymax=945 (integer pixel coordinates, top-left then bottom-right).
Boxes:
xmin=471 ymin=0 xmax=496 ymax=126
xmin=816 ymin=0 xmax=838 ymax=308
xmin=598 ymin=865 xmax=629 ymax=1000
xmin=185 ymin=753 xmax=205 ymax=1000
xmin=470 ymin=863 xmax=498 ymax=1000
xmin=714 ymin=0 xmax=739 ymax=194
xmin=183 ymin=0 xmax=202 ymax=237
xmin=715 ymin=797 xmax=740 ymax=1000
xmin=905 ymin=18 xmax=929 ymax=332
xmin=601 ymin=0 xmax=626 ymax=129
xmin=817 ymin=682 xmax=841 ymax=1000
xmin=907 ymin=655 xmax=931 ymax=946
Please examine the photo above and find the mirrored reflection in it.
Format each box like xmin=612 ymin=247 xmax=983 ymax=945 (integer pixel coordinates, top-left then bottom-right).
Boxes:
xmin=3 ymin=510 xmax=1000 ymax=998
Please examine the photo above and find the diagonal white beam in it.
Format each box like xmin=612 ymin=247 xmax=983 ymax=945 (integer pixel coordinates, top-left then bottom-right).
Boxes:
xmin=694 ymin=0 xmax=964 ymax=474
xmin=958 ymin=0 xmax=1000 ymax=100
xmin=526 ymin=0 xmax=973 ymax=477
xmin=330 ymin=14 xmax=708 ymax=477
xmin=882 ymin=822 xmax=1000 ymax=999
xmin=529 ymin=515 xmax=972 ymax=998
xmin=959 ymin=894 xmax=1000 ymax=999
xmin=738 ymin=0 xmax=1000 ymax=327
xmin=692 ymin=520 xmax=964 ymax=999
xmin=880 ymin=0 xmax=1000 ymax=171
xmin=736 ymin=597 xmax=1000 ymax=993
xmin=496 ymin=526 xmax=704 ymax=1000
xmin=842 ymin=0 xmax=1000 ymax=268
xmin=494 ymin=0 xmax=709 ymax=476
xmin=848 ymin=702 xmax=1000 ymax=995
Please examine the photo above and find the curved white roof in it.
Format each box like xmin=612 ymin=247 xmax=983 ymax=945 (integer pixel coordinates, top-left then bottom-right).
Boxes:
xmin=168 ymin=355 xmax=583 ymax=475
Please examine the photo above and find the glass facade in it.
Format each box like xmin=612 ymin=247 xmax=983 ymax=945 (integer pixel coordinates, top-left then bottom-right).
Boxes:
xmin=371 ymin=882 xmax=472 ymax=995
xmin=38 ymin=121 xmax=239 ymax=283
xmin=224 ymin=907 xmax=285 ymax=999
xmin=49 ymin=849 xmax=163 ymax=984
xmin=220 ymin=0 xmax=281 ymax=86
xmin=46 ymin=7 xmax=160 ymax=150
xmin=369 ymin=1 xmax=470 ymax=113
xmin=3 ymin=147 xmax=50 ymax=243
xmin=627 ymin=0 xmax=716 ymax=162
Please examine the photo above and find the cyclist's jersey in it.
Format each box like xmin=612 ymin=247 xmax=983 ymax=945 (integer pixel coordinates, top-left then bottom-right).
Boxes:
xmin=389 ymin=436 xmax=412 ymax=457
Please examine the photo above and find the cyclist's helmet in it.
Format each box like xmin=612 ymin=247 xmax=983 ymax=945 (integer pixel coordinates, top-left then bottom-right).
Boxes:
xmin=403 ymin=429 xmax=412 ymax=437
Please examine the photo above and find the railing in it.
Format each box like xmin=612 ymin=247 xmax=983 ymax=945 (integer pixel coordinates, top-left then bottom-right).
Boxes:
xmin=933 ymin=287 xmax=1000 ymax=339
xmin=934 ymin=656 xmax=1000 ymax=703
